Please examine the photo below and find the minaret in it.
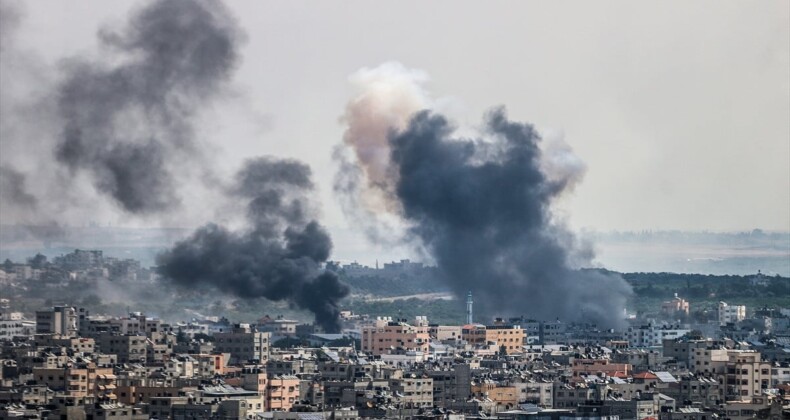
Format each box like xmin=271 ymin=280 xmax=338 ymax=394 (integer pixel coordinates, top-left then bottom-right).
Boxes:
xmin=466 ymin=291 xmax=473 ymax=324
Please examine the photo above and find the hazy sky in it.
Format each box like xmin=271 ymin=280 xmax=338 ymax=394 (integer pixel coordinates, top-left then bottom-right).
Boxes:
xmin=3 ymin=0 xmax=789 ymax=262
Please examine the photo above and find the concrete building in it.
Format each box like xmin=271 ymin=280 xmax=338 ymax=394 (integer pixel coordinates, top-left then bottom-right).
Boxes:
xmin=390 ymin=375 xmax=434 ymax=408
xmin=428 ymin=325 xmax=462 ymax=342
xmin=258 ymin=317 xmax=299 ymax=337
xmin=267 ymin=375 xmax=300 ymax=411
xmin=716 ymin=350 xmax=771 ymax=401
xmin=473 ymin=380 xmax=518 ymax=411
xmin=36 ymin=305 xmax=80 ymax=337
xmin=214 ymin=324 xmax=271 ymax=364
xmin=571 ymin=359 xmax=631 ymax=380
xmin=33 ymin=363 xmax=116 ymax=402
xmin=361 ymin=319 xmax=430 ymax=356
xmin=718 ymin=301 xmax=746 ymax=325
xmin=661 ymin=294 xmax=690 ymax=317
xmin=98 ymin=335 xmax=147 ymax=363
xmin=626 ymin=324 xmax=690 ymax=347
xmin=0 ymin=310 xmax=31 ymax=341
xmin=462 ymin=323 xmax=525 ymax=354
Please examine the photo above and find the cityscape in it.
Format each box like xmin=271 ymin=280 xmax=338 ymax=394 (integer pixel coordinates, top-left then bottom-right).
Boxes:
xmin=0 ymin=249 xmax=788 ymax=419
xmin=1 ymin=0 xmax=788 ymax=420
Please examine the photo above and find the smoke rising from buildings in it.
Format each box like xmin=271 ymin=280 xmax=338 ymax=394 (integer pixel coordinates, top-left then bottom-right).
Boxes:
xmin=337 ymin=63 xmax=631 ymax=327
xmin=157 ymin=158 xmax=349 ymax=332
xmin=0 ymin=167 xmax=36 ymax=210
xmin=54 ymin=0 xmax=241 ymax=214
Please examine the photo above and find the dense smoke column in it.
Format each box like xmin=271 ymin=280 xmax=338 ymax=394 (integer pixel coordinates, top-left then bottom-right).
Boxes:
xmin=157 ymin=158 xmax=349 ymax=332
xmin=389 ymin=108 xmax=631 ymax=327
xmin=55 ymin=0 xmax=241 ymax=213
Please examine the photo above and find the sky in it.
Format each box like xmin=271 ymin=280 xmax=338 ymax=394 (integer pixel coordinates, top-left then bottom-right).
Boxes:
xmin=2 ymin=0 xmax=789 ymax=263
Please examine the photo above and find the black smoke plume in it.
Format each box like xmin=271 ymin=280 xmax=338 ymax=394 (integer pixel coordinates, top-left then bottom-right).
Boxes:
xmin=387 ymin=108 xmax=631 ymax=327
xmin=157 ymin=158 xmax=349 ymax=332
xmin=55 ymin=0 xmax=241 ymax=213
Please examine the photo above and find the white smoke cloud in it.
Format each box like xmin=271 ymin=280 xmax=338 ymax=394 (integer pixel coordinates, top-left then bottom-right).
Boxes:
xmin=334 ymin=62 xmax=433 ymax=243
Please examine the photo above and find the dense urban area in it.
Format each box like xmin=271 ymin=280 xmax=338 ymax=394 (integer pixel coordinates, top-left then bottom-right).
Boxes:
xmin=0 ymin=249 xmax=789 ymax=419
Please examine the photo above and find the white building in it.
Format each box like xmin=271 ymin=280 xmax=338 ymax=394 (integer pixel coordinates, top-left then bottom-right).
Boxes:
xmin=0 ymin=310 xmax=32 ymax=341
xmin=626 ymin=324 xmax=691 ymax=347
xmin=718 ymin=302 xmax=746 ymax=325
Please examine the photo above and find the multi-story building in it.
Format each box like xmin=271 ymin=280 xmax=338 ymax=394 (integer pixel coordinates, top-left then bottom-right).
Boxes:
xmin=626 ymin=324 xmax=690 ymax=347
xmin=34 ymin=335 xmax=96 ymax=355
xmin=361 ymin=319 xmax=430 ymax=356
xmin=472 ymin=380 xmax=518 ymax=411
xmin=553 ymin=384 xmax=599 ymax=409
xmin=54 ymin=249 xmax=103 ymax=271
xmin=461 ymin=323 xmax=524 ymax=354
xmin=514 ymin=381 xmax=553 ymax=408
xmin=718 ymin=302 xmax=746 ymax=325
xmin=241 ymin=365 xmax=268 ymax=396
xmin=428 ymin=325 xmax=462 ymax=342
xmin=36 ymin=305 xmax=80 ymax=337
xmin=425 ymin=364 xmax=471 ymax=407
xmin=214 ymin=324 xmax=271 ymax=364
xmin=98 ymin=335 xmax=147 ymax=363
xmin=571 ymin=359 xmax=631 ymax=380
xmin=661 ymin=294 xmax=690 ymax=317
xmin=0 ymin=310 xmax=31 ymax=341
xmin=267 ymin=375 xmax=300 ymax=411
xmin=257 ymin=317 xmax=299 ymax=337
xmin=390 ymin=376 xmax=434 ymax=408
xmin=715 ymin=350 xmax=771 ymax=401
xmin=33 ymin=362 xmax=116 ymax=402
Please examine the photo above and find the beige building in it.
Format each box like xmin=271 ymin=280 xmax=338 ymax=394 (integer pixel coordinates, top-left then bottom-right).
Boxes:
xmin=661 ymin=294 xmax=690 ymax=317
xmin=267 ymin=375 xmax=300 ymax=411
xmin=429 ymin=325 xmax=462 ymax=342
xmin=461 ymin=324 xmax=524 ymax=354
xmin=34 ymin=335 xmax=95 ymax=355
xmin=33 ymin=363 xmax=116 ymax=401
xmin=390 ymin=376 xmax=434 ymax=408
xmin=473 ymin=380 xmax=518 ymax=411
xmin=714 ymin=350 xmax=771 ymax=401
xmin=361 ymin=319 xmax=430 ymax=356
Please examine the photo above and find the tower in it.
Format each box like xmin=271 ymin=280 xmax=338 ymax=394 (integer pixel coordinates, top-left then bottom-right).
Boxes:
xmin=466 ymin=291 xmax=473 ymax=324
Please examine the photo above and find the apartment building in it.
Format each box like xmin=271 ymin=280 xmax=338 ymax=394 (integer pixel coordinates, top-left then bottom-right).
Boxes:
xmin=571 ymin=359 xmax=631 ymax=380
xmin=718 ymin=302 xmax=747 ymax=326
xmin=267 ymin=375 xmax=300 ymax=411
xmin=214 ymin=324 xmax=271 ymax=364
xmin=661 ymin=294 xmax=690 ymax=317
xmin=461 ymin=323 xmax=525 ymax=354
xmin=98 ymin=335 xmax=147 ymax=363
xmin=715 ymin=350 xmax=771 ymax=401
xmin=361 ymin=320 xmax=430 ymax=356
xmin=36 ymin=306 xmax=79 ymax=337
xmin=390 ymin=376 xmax=434 ymax=408
xmin=626 ymin=324 xmax=690 ymax=347
xmin=33 ymin=363 xmax=116 ymax=401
